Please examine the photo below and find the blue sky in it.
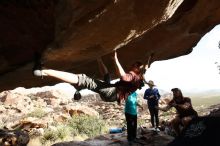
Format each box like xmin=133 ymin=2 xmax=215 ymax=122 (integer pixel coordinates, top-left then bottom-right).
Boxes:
xmin=144 ymin=25 xmax=220 ymax=93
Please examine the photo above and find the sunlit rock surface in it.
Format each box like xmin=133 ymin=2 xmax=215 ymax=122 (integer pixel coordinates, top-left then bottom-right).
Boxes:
xmin=0 ymin=0 xmax=220 ymax=90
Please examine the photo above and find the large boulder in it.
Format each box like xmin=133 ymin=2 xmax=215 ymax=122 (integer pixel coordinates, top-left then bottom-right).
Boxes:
xmin=0 ymin=0 xmax=220 ymax=90
xmin=167 ymin=116 xmax=220 ymax=146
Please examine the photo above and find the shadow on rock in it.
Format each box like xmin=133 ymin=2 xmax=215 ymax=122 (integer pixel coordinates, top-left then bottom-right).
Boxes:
xmin=0 ymin=129 xmax=29 ymax=146
xmin=168 ymin=116 xmax=220 ymax=146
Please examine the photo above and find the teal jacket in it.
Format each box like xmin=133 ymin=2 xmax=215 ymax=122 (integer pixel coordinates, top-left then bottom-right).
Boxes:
xmin=125 ymin=92 xmax=138 ymax=115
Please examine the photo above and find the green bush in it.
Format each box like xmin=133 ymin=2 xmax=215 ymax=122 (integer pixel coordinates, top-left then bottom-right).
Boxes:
xmin=27 ymin=108 xmax=47 ymax=118
xmin=40 ymin=115 xmax=108 ymax=145
xmin=138 ymin=118 xmax=146 ymax=126
xmin=41 ymin=129 xmax=58 ymax=144
xmin=56 ymin=126 xmax=71 ymax=140
xmin=68 ymin=115 xmax=108 ymax=137
xmin=40 ymin=126 xmax=71 ymax=145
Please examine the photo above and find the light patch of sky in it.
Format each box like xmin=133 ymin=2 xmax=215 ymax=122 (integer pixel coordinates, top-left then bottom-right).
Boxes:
xmin=144 ymin=25 xmax=220 ymax=93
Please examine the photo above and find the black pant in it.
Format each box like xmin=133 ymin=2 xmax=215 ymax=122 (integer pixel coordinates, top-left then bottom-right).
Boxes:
xmin=148 ymin=106 xmax=159 ymax=127
xmin=125 ymin=113 xmax=137 ymax=141
xmin=77 ymin=74 xmax=117 ymax=102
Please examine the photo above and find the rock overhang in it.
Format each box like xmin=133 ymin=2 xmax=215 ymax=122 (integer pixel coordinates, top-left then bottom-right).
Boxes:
xmin=0 ymin=0 xmax=220 ymax=91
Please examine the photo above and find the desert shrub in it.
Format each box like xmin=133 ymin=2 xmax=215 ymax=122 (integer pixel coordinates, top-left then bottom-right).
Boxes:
xmin=138 ymin=118 xmax=146 ymax=126
xmin=27 ymin=108 xmax=47 ymax=118
xmin=68 ymin=115 xmax=108 ymax=137
xmin=40 ymin=129 xmax=58 ymax=144
xmin=56 ymin=126 xmax=71 ymax=140
xmin=40 ymin=115 xmax=108 ymax=145
xmin=40 ymin=125 xmax=72 ymax=145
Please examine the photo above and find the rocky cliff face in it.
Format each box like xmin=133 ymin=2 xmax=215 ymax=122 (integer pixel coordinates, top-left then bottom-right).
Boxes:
xmin=0 ymin=0 xmax=220 ymax=90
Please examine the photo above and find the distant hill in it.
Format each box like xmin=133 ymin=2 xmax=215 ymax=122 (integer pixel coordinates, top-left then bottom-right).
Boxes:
xmin=191 ymin=95 xmax=220 ymax=107
xmin=184 ymin=89 xmax=220 ymax=98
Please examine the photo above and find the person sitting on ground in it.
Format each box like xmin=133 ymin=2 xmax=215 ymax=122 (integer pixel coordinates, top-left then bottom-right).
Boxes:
xmin=125 ymin=91 xmax=143 ymax=143
xmin=157 ymin=88 xmax=198 ymax=136
xmin=144 ymin=80 xmax=161 ymax=131
xmin=33 ymin=51 xmax=153 ymax=104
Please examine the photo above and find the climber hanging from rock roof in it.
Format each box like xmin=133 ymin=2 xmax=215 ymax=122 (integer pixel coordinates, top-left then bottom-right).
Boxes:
xmin=33 ymin=50 xmax=153 ymax=104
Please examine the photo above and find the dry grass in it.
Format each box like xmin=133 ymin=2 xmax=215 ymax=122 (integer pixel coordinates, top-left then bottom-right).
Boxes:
xmin=27 ymin=138 xmax=42 ymax=146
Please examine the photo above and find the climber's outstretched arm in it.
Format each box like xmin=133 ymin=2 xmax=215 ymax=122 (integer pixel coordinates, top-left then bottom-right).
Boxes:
xmin=114 ymin=50 xmax=126 ymax=77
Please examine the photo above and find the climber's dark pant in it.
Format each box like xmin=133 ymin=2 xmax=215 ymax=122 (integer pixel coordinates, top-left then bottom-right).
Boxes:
xmin=125 ymin=113 xmax=137 ymax=141
xmin=76 ymin=74 xmax=117 ymax=102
